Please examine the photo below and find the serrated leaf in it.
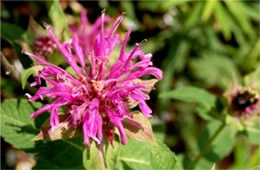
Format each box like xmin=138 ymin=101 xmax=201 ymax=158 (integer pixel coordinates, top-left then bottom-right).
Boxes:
xmin=160 ymin=86 xmax=216 ymax=111
xmin=48 ymin=0 xmax=70 ymax=40
xmin=122 ymin=111 xmax=156 ymax=143
xmin=118 ymin=139 xmax=178 ymax=170
xmin=0 ymin=99 xmax=41 ymax=149
xmin=21 ymin=65 xmax=43 ymax=89
xmin=32 ymin=115 xmax=82 ymax=141
xmin=150 ymin=140 xmax=177 ymax=169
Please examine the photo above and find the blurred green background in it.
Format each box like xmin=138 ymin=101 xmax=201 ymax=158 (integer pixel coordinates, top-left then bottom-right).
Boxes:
xmin=1 ymin=0 xmax=259 ymax=169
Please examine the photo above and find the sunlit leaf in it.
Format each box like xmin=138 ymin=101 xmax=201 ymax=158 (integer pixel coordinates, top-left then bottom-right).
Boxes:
xmin=32 ymin=115 xmax=82 ymax=141
xmin=0 ymin=99 xmax=40 ymax=149
xmin=83 ymin=137 xmax=120 ymax=170
xmin=21 ymin=65 xmax=43 ymax=89
xmin=122 ymin=111 xmax=156 ymax=143
xmin=201 ymin=0 xmax=217 ymax=22
xmin=48 ymin=0 xmax=70 ymax=40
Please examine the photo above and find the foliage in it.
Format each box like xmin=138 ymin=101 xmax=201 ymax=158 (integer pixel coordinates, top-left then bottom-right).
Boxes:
xmin=1 ymin=0 xmax=259 ymax=169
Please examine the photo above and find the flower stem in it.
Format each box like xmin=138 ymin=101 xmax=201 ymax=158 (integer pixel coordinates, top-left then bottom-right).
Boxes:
xmin=188 ymin=121 xmax=226 ymax=169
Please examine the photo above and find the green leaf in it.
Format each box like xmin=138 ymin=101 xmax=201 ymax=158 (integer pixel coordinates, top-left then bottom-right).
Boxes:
xmin=83 ymin=142 xmax=104 ymax=170
xmin=118 ymin=139 xmax=152 ymax=169
xmin=83 ymin=138 xmax=120 ymax=170
xmin=159 ymin=40 xmax=190 ymax=108
xmin=247 ymin=147 xmax=260 ymax=168
xmin=103 ymin=138 xmax=120 ymax=169
xmin=185 ymin=2 xmax=203 ymax=29
xmin=150 ymin=140 xmax=177 ymax=169
xmin=214 ymin=1 xmax=232 ymax=40
xmin=244 ymin=123 xmax=260 ymax=145
xmin=151 ymin=118 xmax=166 ymax=142
xmin=0 ymin=99 xmax=40 ymax=149
xmin=244 ymin=67 xmax=260 ymax=91
xmin=224 ymin=1 xmax=254 ymax=39
xmin=122 ymin=111 xmax=156 ymax=143
xmin=118 ymin=139 xmax=178 ymax=170
xmin=190 ymin=55 xmax=239 ymax=89
xmin=24 ymin=16 xmax=46 ymax=45
xmin=160 ymin=86 xmax=216 ymax=111
xmin=1 ymin=21 xmax=25 ymax=43
xmin=201 ymin=0 xmax=217 ymax=22
xmin=47 ymin=50 xmax=66 ymax=65
xmin=21 ymin=65 xmax=43 ymax=89
xmin=199 ymin=121 xmax=235 ymax=162
xmin=1 ymin=21 xmax=32 ymax=68
xmin=33 ymin=137 xmax=84 ymax=169
xmin=48 ymin=0 xmax=70 ymax=40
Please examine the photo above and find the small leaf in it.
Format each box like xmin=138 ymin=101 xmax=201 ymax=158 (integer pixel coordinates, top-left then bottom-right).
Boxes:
xmin=160 ymin=86 xmax=216 ymax=111
xmin=83 ymin=142 xmax=105 ymax=170
xmin=150 ymin=140 xmax=178 ymax=169
xmin=48 ymin=0 xmax=70 ymax=40
xmin=244 ymin=123 xmax=260 ymax=145
xmin=201 ymin=0 xmax=217 ymax=22
xmin=122 ymin=111 xmax=156 ymax=143
xmin=21 ymin=65 xmax=43 ymax=89
xmin=214 ymin=2 xmax=232 ymax=40
xmin=32 ymin=115 xmax=81 ymax=141
xmin=1 ymin=21 xmax=25 ymax=43
xmin=24 ymin=16 xmax=46 ymax=45
xmin=103 ymin=137 xmax=120 ymax=169
xmin=48 ymin=51 xmax=66 ymax=65
xmin=0 ymin=99 xmax=41 ymax=149
xmin=83 ymin=138 xmax=120 ymax=170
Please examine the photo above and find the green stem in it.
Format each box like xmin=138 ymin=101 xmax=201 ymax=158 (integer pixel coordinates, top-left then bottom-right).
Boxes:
xmin=188 ymin=121 xmax=226 ymax=169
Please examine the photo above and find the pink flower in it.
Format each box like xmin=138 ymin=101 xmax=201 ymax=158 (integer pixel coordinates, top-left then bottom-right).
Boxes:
xmin=34 ymin=35 xmax=57 ymax=58
xmin=69 ymin=9 xmax=110 ymax=57
xmin=24 ymin=12 xmax=162 ymax=147
xmin=231 ymin=89 xmax=259 ymax=116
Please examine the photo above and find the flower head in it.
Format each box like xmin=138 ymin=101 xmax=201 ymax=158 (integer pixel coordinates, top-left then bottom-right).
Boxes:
xmin=34 ymin=35 xmax=57 ymax=58
xmin=231 ymin=88 xmax=259 ymax=116
xmin=225 ymin=78 xmax=260 ymax=117
xmin=24 ymin=12 xmax=162 ymax=147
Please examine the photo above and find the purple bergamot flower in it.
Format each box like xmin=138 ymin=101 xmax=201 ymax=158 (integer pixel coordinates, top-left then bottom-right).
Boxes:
xmin=69 ymin=8 xmax=110 ymax=57
xmin=24 ymin=11 xmax=162 ymax=147
xmin=34 ymin=35 xmax=57 ymax=58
